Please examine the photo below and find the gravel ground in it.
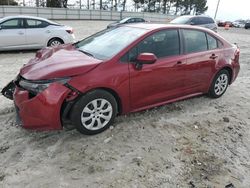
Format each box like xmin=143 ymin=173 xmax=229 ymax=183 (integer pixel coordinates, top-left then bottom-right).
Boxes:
xmin=0 ymin=21 xmax=250 ymax=188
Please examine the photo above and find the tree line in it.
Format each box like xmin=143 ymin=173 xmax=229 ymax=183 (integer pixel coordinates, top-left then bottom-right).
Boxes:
xmin=1 ymin=0 xmax=208 ymax=15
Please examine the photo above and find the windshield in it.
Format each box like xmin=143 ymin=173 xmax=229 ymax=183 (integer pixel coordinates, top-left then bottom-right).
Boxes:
xmin=170 ymin=16 xmax=192 ymax=24
xmin=75 ymin=27 xmax=148 ymax=60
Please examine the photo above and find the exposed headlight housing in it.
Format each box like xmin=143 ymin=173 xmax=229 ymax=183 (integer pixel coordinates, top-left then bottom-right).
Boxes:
xmin=19 ymin=78 xmax=70 ymax=94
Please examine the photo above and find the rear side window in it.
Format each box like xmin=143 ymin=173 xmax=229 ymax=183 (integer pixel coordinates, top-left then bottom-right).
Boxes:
xmin=183 ymin=29 xmax=207 ymax=53
xmin=26 ymin=19 xmax=49 ymax=28
xmin=135 ymin=18 xmax=144 ymax=22
xmin=190 ymin=17 xmax=200 ymax=25
xmin=207 ymin=34 xmax=218 ymax=50
xmin=0 ymin=19 xmax=24 ymax=29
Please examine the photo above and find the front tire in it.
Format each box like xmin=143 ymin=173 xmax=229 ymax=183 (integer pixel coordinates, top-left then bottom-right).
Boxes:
xmin=70 ymin=90 xmax=118 ymax=135
xmin=208 ymin=69 xmax=230 ymax=98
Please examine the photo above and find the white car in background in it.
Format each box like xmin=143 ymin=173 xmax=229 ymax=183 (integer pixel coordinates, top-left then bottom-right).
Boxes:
xmin=0 ymin=15 xmax=75 ymax=51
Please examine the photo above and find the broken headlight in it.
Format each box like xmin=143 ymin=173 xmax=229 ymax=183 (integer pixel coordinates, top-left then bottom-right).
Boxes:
xmin=19 ymin=78 xmax=70 ymax=94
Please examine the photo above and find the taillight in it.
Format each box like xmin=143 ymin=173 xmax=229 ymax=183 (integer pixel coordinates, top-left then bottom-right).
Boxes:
xmin=66 ymin=29 xmax=73 ymax=34
xmin=234 ymin=44 xmax=240 ymax=62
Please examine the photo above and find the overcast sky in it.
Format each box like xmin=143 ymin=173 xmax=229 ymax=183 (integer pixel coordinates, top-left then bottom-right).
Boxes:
xmin=206 ymin=0 xmax=250 ymax=21
xmin=21 ymin=0 xmax=250 ymax=21
xmin=67 ymin=0 xmax=250 ymax=21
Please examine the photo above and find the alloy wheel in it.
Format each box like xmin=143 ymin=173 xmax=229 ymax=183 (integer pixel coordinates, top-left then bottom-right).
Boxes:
xmin=80 ymin=98 xmax=113 ymax=130
xmin=50 ymin=40 xmax=62 ymax=46
xmin=214 ymin=73 xmax=228 ymax=96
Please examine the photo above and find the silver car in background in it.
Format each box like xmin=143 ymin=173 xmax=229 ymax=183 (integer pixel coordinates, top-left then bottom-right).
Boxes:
xmin=0 ymin=15 xmax=75 ymax=51
xmin=170 ymin=15 xmax=218 ymax=32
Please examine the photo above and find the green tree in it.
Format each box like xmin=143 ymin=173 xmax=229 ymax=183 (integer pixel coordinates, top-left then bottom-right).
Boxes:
xmin=162 ymin=0 xmax=170 ymax=14
xmin=172 ymin=0 xmax=207 ymax=15
xmin=194 ymin=0 xmax=208 ymax=15
xmin=0 ymin=0 xmax=18 ymax=5
xmin=46 ymin=0 xmax=68 ymax=8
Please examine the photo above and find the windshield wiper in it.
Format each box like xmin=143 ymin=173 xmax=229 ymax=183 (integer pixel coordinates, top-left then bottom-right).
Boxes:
xmin=78 ymin=49 xmax=95 ymax=58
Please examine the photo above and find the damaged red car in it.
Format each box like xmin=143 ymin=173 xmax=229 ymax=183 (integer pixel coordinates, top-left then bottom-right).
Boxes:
xmin=2 ymin=24 xmax=240 ymax=135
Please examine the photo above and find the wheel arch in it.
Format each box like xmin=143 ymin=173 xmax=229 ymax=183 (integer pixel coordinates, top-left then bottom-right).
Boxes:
xmin=94 ymin=87 xmax=123 ymax=115
xmin=222 ymin=66 xmax=233 ymax=84
xmin=207 ymin=66 xmax=233 ymax=93
xmin=61 ymin=87 xmax=123 ymax=123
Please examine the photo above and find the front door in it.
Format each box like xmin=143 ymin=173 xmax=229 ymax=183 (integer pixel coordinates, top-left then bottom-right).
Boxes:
xmin=127 ymin=29 xmax=187 ymax=110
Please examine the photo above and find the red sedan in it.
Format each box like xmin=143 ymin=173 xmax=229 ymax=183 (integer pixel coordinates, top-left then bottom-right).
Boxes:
xmin=2 ymin=24 xmax=240 ymax=135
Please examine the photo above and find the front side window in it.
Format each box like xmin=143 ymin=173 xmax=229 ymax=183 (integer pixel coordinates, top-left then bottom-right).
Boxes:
xmin=26 ymin=19 xmax=48 ymax=28
xmin=136 ymin=18 xmax=144 ymax=22
xmin=170 ymin=16 xmax=192 ymax=24
xmin=75 ymin=27 xmax=148 ymax=60
xmin=207 ymin=18 xmax=215 ymax=24
xmin=123 ymin=29 xmax=180 ymax=62
xmin=138 ymin=29 xmax=180 ymax=58
xmin=183 ymin=29 xmax=207 ymax=53
xmin=0 ymin=19 xmax=23 ymax=29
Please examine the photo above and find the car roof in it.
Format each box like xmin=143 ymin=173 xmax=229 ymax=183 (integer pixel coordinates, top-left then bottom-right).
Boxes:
xmin=122 ymin=23 xmax=229 ymax=46
xmin=178 ymin=15 xmax=214 ymax=19
xmin=0 ymin=15 xmax=55 ymax=24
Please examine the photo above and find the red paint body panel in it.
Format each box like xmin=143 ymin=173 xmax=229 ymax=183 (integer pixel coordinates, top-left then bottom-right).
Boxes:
xmin=14 ymin=83 xmax=70 ymax=130
xmin=12 ymin=24 xmax=240 ymax=131
xmin=20 ymin=44 xmax=102 ymax=80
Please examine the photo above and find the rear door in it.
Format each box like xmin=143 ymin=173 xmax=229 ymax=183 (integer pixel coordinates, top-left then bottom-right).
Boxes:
xmin=181 ymin=29 xmax=221 ymax=93
xmin=24 ymin=19 xmax=51 ymax=48
xmin=0 ymin=18 xmax=26 ymax=50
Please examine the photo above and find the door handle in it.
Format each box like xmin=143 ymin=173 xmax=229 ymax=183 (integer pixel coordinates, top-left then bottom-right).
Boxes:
xmin=18 ymin=31 xmax=24 ymax=35
xmin=210 ymin=54 xmax=218 ymax=59
xmin=176 ymin=61 xmax=182 ymax=65
xmin=46 ymin=30 xmax=51 ymax=33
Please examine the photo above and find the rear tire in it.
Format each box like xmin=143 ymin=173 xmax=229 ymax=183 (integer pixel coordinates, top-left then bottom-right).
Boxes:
xmin=70 ymin=90 xmax=118 ymax=135
xmin=48 ymin=38 xmax=63 ymax=47
xmin=208 ymin=69 xmax=229 ymax=98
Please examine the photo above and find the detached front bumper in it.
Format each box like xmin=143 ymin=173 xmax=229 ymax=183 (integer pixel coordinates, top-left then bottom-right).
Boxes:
xmin=2 ymin=80 xmax=71 ymax=130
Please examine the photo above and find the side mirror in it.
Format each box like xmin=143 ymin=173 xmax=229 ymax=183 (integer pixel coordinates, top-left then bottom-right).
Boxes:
xmin=137 ymin=53 xmax=157 ymax=64
xmin=190 ymin=22 xmax=195 ymax=25
xmin=0 ymin=25 xmax=2 ymax=30
xmin=135 ymin=53 xmax=157 ymax=70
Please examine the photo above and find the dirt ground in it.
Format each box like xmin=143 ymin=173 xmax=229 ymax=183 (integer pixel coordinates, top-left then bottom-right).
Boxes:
xmin=0 ymin=21 xmax=250 ymax=188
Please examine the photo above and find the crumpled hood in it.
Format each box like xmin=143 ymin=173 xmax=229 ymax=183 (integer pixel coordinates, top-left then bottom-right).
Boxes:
xmin=20 ymin=44 xmax=103 ymax=80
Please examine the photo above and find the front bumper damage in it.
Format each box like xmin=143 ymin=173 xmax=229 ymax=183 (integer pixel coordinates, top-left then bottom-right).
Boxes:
xmin=1 ymin=77 xmax=72 ymax=130
xmin=1 ymin=80 xmax=15 ymax=100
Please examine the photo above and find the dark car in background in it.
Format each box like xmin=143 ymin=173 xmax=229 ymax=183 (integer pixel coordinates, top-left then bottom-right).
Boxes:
xmin=107 ymin=17 xmax=146 ymax=28
xmin=245 ymin=22 xmax=250 ymax=29
xmin=170 ymin=15 xmax=218 ymax=32
xmin=217 ymin=21 xmax=233 ymax=27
